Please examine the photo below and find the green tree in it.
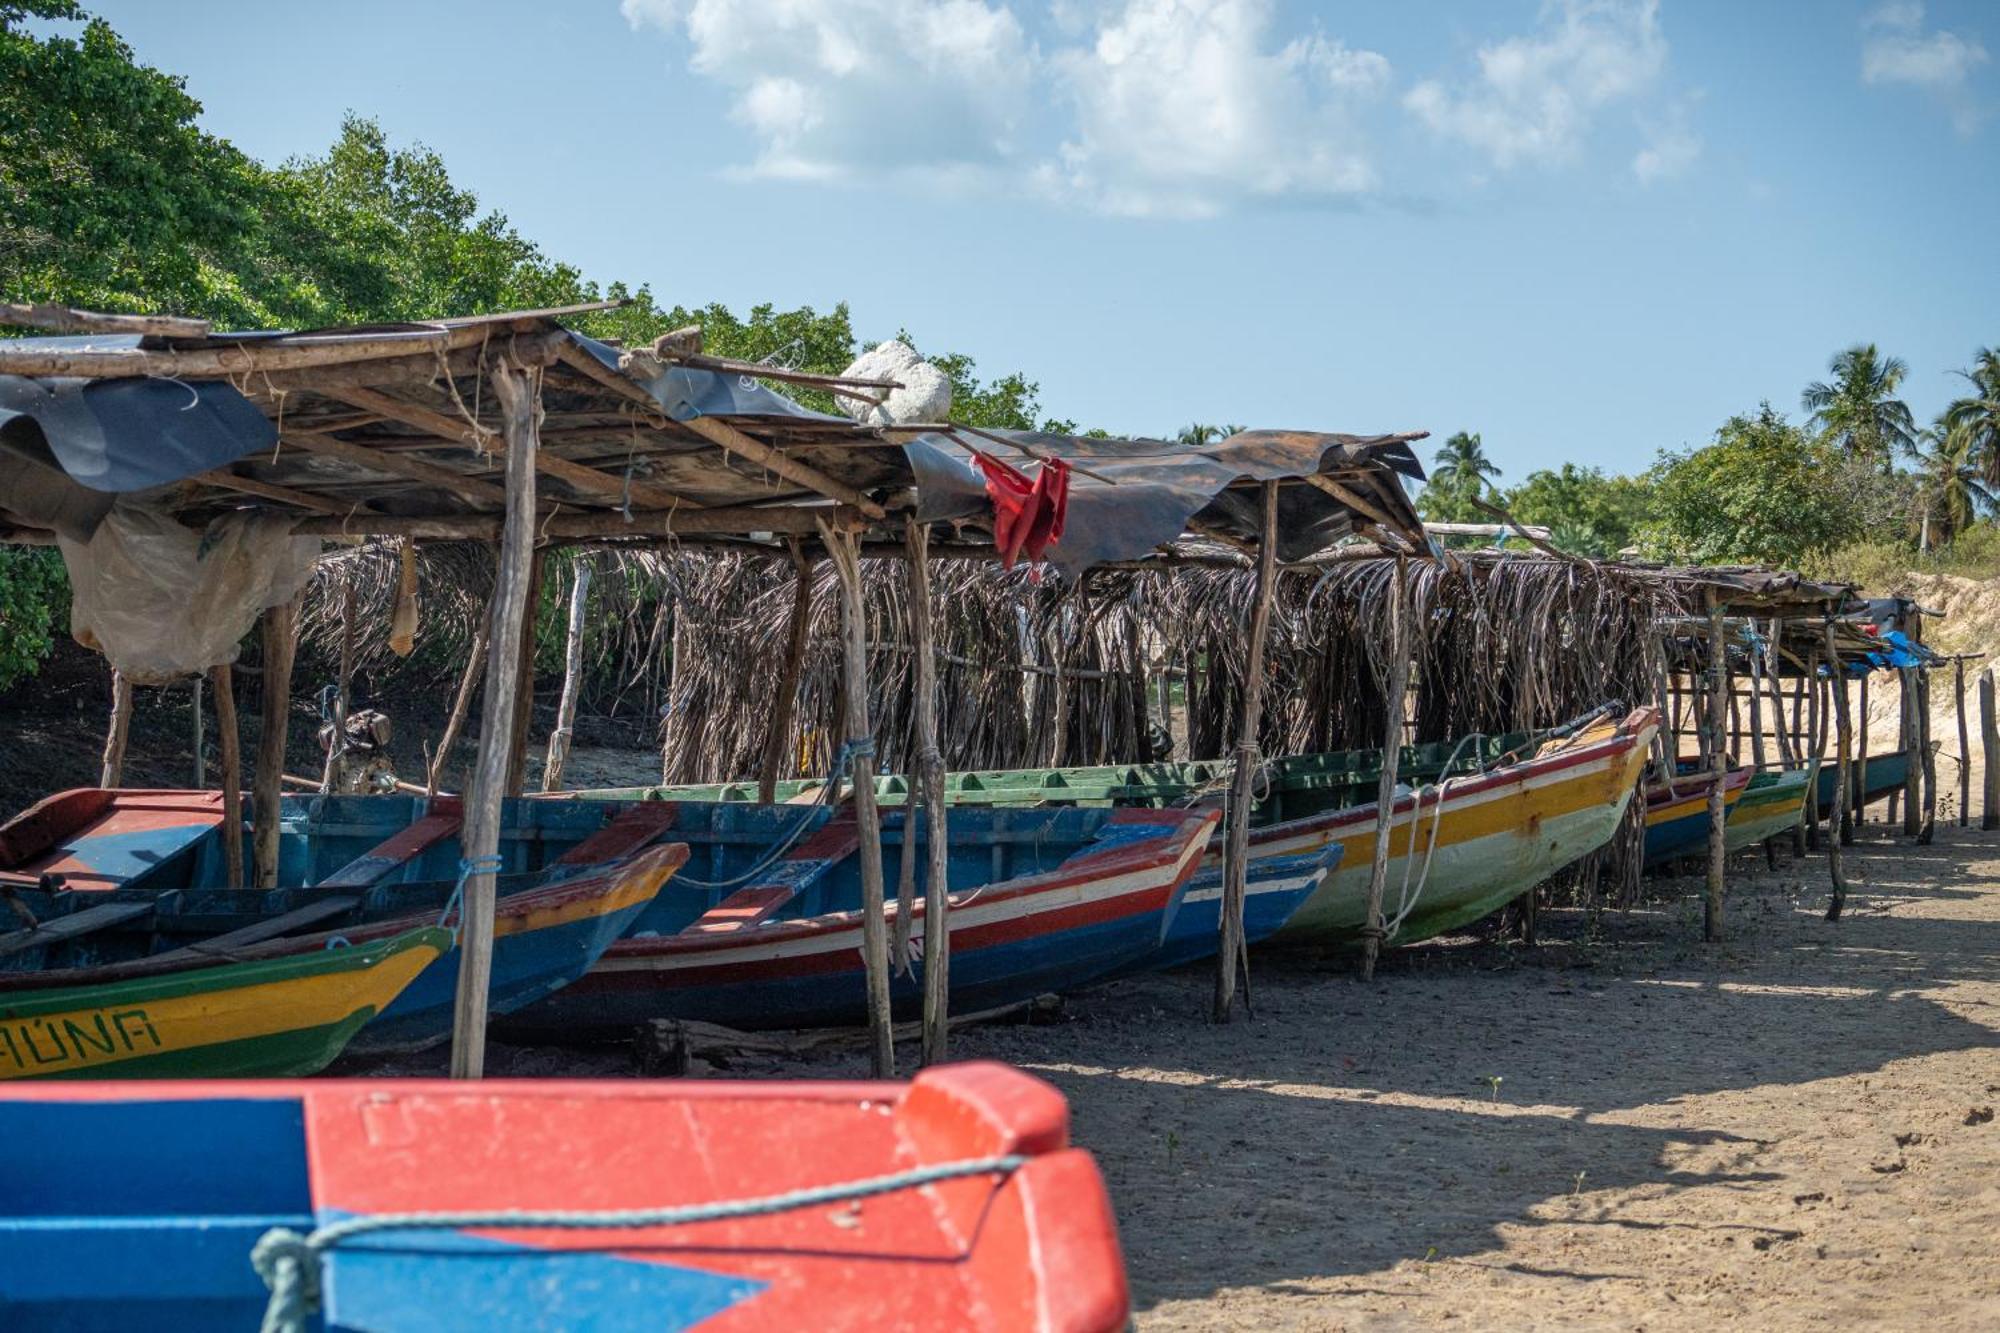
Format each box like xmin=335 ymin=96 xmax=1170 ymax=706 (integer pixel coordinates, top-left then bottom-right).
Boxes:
xmin=1801 ymin=344 xmax=1917 ymax=472
xmin=1641 ymin=404 xmax=1865 ymax=567
xmin=0 ymin=549 xmax=66 ymax=692
xmin=1942 ymin=347 xmax=2000 ymax=486
xmin=1419 ymin=430 xmax=1502 ymax=522
xmin=1500 ymin=463 xmax=1655 ymax=556
xmin=1907 ymin=420 xmax=1991 ymax=550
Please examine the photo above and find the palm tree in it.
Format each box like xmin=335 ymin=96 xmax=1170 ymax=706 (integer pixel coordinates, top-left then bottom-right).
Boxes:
xmin=1802 ymin=344 xmax=1917 ymax=471
xmin=1942 ymin=347 xmax=2000 ymax=485
xmin=1429 ymin=431 xmax=1502 ymax=502
xmin=1176 ymin=423 xmax=1223 ymax=446
xmin=1907 ymin=420 xmax=1992 ymax=550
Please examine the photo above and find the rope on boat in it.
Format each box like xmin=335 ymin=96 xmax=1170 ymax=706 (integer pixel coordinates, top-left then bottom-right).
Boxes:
xmin=671 ymin=737 xmax=872 ymax=891
xmin=251 ymin=1152 xmax=1029 ymax=1333
xmin=434 ymin=854 xmax=505 ymax=941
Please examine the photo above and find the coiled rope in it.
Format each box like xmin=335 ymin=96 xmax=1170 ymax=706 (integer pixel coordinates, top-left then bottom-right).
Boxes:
xmin=252 ymin=1152 xmax=1027 ymax=1333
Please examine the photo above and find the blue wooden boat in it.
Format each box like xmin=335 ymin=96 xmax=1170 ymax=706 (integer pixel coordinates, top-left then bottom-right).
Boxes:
xmin=0 ymin=1062 xmax=1131 ymax=1330
xmin=0 ymin=791 xmax=689 ymax=1053
xmin=1815 ymin=745 xmax=1911 ymax=812
xmin=1642 ymin=768 xmax=1752 ymax=866
xmin=1113 ymin=843 xmax=1342 ymax=974
xmin=503 ymin=802 xmax=1218 ymax=1036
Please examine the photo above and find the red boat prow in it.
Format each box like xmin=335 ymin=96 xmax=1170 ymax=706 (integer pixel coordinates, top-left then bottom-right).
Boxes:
xmin=0 ymin=1061 xmax=1131 ymax=1331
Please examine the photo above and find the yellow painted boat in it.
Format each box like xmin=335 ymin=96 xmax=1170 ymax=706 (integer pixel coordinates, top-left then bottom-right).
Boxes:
xmin=0 ymin=927 xmax=448 ymax=1080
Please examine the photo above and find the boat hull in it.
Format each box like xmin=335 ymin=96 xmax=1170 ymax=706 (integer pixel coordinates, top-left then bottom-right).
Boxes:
xmin=1114 ymin=845 xmax=1340 ymax=974
xmin=0 ymin=928 xmax=446 ymax=1081
xmin=512 ymin=809 xmax=1215 ymax=1034
xmin=1814 ymin=747 xmax=1911 ymax=811
xmin=0 ymin=1062 xmax=1130 ymax=1331
xmin=1267 ymin=713 xmax=1657 ymax=944
xmin=1643 ymin=768 xmax=1752 ymax=866
xmin=1724 ymin=763 xmax=1816 ymax=853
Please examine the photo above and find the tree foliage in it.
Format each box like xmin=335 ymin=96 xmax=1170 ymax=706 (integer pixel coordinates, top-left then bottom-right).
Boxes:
xmin=1640 ymin=405 xmax=1870 ymax=567
xmin=1801 ymin=343 xmax=1917 ymax=471
xmin=1499 ymin=464 xmax=1654 ymax=557
xmin=1942 ymin=347 xmax=2000 ymax=486
xmin=1418 ymin=431 xmax=1502 ymax=522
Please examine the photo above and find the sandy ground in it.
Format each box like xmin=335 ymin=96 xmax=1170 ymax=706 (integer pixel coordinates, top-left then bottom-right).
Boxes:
xmin=348 ymin=816 xmax=2000 ymax=1330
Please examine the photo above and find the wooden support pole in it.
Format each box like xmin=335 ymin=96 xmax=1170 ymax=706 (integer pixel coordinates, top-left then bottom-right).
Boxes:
xmin=319 ymin=573 xmax=358 ymax=793
xmin=99 ymin=670 xmax=132 ymax=788
xmin=1982 ymin=668 xmax=1999 ymax=832
xmin=190 ymin=672 xmax=205 ymax=788
xmin=758 ymin=542 xmax=815 ymax=803
xmin=1824 ymin=618 xmax=1852 ymax=921
xmin=1360 ymin=556 xmax=1411 ymax=982
xmin=253 ymin=595 xmax=300 ymax=888
xmin=1704 ymin=596 xmax=1728 ymax=944
xmin=1218 ymin=482 xmax=1279 ymax=1014
xmin=1956 ymin=658 xmax=1970 ymax=828
xmin=428 ymin=616 xmax=489 ymax=796
xmin=1901 ymin=668 xmax=1920 ymax=836
xmin=1856 ymin=674 xmax=1871 ymax=822
xmin=1918 ymin=665 xmax=1936 ymax=845
xmin=504 ymin=549 xmax=546 ymax=796
xmin=450 ymin=355 xmax=542 ymax=1081
xmin=540 ymin=559 xmax=593 ymax=792
xmin=820 ymin=519 xmax=894 ymax=1077
xmin=210 ymin=665 xmax=243 ymax=889
xmin=1766 ymin=619 xmax=1795 ymax=767
xmin=904 ymin=518 xmax=952 ymax=1066
xmin=1748 ymin=641 xmax=1767 ymax=770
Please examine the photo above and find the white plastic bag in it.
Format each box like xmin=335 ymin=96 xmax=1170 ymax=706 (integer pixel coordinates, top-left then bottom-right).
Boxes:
xmin=59 ymin=504 xmax=321 ymax=684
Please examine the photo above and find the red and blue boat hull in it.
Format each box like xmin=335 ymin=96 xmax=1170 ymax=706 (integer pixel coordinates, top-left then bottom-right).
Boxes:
xmin=0 ymin=1062 xmax=1130 ymax=1330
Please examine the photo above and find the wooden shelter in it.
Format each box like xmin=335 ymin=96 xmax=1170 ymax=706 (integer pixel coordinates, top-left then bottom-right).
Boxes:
xmin=0 ymin=299 xmax=1432 ymax=1071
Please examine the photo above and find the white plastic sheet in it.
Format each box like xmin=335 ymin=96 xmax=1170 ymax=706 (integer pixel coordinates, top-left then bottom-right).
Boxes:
xmin=58 ymin=504 xmax=320 ymax=684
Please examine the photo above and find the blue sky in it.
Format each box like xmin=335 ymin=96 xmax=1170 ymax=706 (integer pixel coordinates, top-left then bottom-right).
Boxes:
xmin=71 ymin=0 xmax=2000 ymax=482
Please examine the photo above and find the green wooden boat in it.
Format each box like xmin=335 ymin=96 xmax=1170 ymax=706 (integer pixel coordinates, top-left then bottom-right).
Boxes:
xmin=1724 ymin=762 xmax=1818 ymax=853
xmin=570 ymin=732 xmax=1538 ymax=822
xmin=0 ymin=926 xmax=448 ymax=1080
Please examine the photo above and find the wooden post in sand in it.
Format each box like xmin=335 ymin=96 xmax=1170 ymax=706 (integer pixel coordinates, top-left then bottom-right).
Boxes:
xmin=1981 ymin=668 xmax=1999 ymax=832
xmin=1361 ymin=555 xmax=1412 ymax=981
xmin=319 ymin=572 xmax=357 ymax=793
xmin=1704 ymin=595 xmax=1728 ymax=943
xmin=540 ymin=559 xmax=593 ymax=793
xmin=427 ymin=613 xmax=489 ymax=796
xmin=820 ymin=519 xmax=894 ymax=1077
xmin=1955 ymin=658 xmax=1970 ymax=828
xmin=450 ymin=352 xmax=542 ymax=1081
xmin=504 ymin=549 xmax=545 ymax=796
xmin=210 ymin=664 xmax=243 ymax=888
xmin=904 ymin=518 xmax=952 ymax=1065
xmin=99 ymin=670 xmax=132 ymax=788
xmin=190 ymin=672 xmax=205 ymax=789
xmin=1218 ymin=483 xmax=1279 ymax=1014
xmin=1854 ymin=673 xmax=1870 ymax=828
xmin=758 ymin=540 xmax=815 ymax=803
xmin=1824 ymin=617 xmax=1852 ymax=922
xmin=253 ymin=595 xmax=301 ymax=888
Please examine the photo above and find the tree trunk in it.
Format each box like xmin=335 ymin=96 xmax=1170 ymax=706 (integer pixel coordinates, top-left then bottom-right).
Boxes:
xmin=540 ymin=559 xmax=593 ymax=792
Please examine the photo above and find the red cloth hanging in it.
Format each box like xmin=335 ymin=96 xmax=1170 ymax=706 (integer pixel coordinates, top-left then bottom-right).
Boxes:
xmin=970 ymin=450 xmax=1071 ymax=568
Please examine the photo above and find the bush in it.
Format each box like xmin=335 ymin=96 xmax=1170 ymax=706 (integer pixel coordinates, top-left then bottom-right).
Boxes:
xmin=0 ymin=548 xmax=68 ymax=691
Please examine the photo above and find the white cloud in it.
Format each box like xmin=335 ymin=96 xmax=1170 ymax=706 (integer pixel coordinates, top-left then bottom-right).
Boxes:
xmin=1045 ymin=0 xmax=1392 ymax=217
xmin=1632 ymin=97 xmax=1700 ymax=183
xmin=1860 ymin=1 xmax=1989 ymax=133
xmin=620 ymin=0 xmax=1035 ymax=180
xmin=1404 ymin=0 xmax=1674 ymax=170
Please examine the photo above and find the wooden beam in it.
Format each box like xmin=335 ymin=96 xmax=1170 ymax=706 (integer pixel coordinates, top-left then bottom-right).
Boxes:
xmin=200 ymin=467 xmax=384 ymax=517
xmin=451 ymin=357 xmax=542 ymax=1081
xmin=1704 ymin=595 xmax=1728 ymax=943
xmin=322 ymin=384 xmax=700 ymax=511
xmin=540 ymin=559 xmax=592 ymax=792
xmin=1218 ymin=481 xmax=1279 ymax=1016
xmin=1305 ymin=473 xmax=1396 ymax=531
xmin=290 ymin=503 xmax=866 ymax=540
xmin=1360 ymin=556 xmax=1410 ymax=982
xmin=504 ymin=548 xmax=546 ymax=797
xmin=99 ymin=671 xmax=132 ymax=788
xmin=553 ymin=342 xmax=887 ymax=519
xmin=254 ymin=594 xmax=300 ymax=888
xmin=820 ymin=518 xmax=894 ymax=1076
xmin=905 ymin=518 xmax=952 ymax=1066
xmin=1824 ymin=618 xmax=1852 ymax=921
xmin=282 ymin=431 xmax=508 ymax=508
xmin=1 ymin=302 xmax=211 ymax=337
xmin=211 ymin=664 xmax=244 ymax=888
xmin=0 ymin=323 xmax=508 ymax=379
xmin=759 ymin=541 xmax=816 ymax=803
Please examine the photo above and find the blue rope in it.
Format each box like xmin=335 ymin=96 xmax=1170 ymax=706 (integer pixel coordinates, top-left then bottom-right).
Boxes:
xmin=251 ymin=1153 xmax=1027 ymax=1333
xmin=435 ymin=854 xmax=505 ymax=940
xmin=670 ymin=736 xmax=877 ymax=891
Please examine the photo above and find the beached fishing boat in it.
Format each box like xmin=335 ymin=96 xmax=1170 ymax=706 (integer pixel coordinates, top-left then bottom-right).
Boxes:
xmin=505 ymin=803 xmax=1216 ymax=1036
xmin=0 ymin=927 xmax=447 ymax=1080
xmin=0 ymin=1060 xmax=1130 ymax=1331
xmin=0 ymin=791 xmax=689 ymax=1052
xmin=1815 ymin=745 xmax=1912 ymax=812
xmin=1724 ymin=762 xmax=1818 ymax=852
xmin=1642 ymin=767 xmax=1753 ymax=866
xmin=574 ymin=710 xmax=1654 ymax=951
